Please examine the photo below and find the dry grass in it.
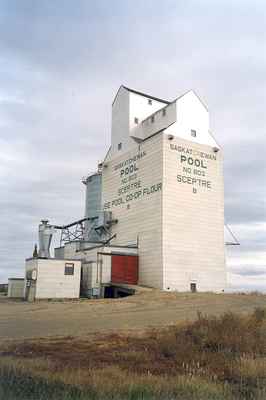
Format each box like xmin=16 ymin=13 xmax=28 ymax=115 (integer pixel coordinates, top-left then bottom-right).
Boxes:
xmin=0 ymin=308 xmax=266 ymax=399
xmin=1 ymin=291 xmax=266 ymax=340
xmin=0 ymin=359 xmax=230 ymax=400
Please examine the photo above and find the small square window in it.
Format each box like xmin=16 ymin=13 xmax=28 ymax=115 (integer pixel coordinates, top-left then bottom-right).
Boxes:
xmin=162 ymin=108 xmax=166 ymax=116
xmin=190 ymin=283 xmax=197 ymax=293
xmin=65 ymin=263 xmax=74 ymax=275
xmin=151 ymin=115 xmax=154 ymax=123
xmin=148 ymin=99 xmax=152 ymax=105
xmin=134 ymin=117 xmax=139 ymax=124
xmin=191 ymin=129 xmax=197 ymax=137
xmin=118 ymin=142 xmax=122 ymax=150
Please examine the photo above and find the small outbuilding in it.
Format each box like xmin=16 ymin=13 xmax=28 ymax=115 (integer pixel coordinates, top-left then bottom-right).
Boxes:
xmin=25 ymin=258 xmax=81 ymax=301
xmin=8 ymin=278 xmax=25 ymax=299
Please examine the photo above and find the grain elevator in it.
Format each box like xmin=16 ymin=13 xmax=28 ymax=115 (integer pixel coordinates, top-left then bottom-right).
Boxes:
xmin=100 ymin=86 xmax=226 ymax=292
xmin=21 ymin=85 xmax=228 ymax=300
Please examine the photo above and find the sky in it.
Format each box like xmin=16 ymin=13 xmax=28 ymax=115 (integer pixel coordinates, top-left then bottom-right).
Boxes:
xmin=0 ymin=0 xmax=265 ymax=291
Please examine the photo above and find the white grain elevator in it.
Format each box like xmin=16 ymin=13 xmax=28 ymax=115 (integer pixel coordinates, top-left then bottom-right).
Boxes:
xmin=100 ymin=86 xmax=226 ymax=292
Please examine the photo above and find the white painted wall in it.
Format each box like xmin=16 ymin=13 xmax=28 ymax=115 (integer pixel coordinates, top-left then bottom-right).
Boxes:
xmin=8 ymin=279 xmax=25 ymax=298
xmin=162 ymin=135 xmax=226 ymax=292
xmin=129 ymin=91 xmax=167 ymax=136
xmin=109 ymin=87 xmax=167 ymax=159
xmin=165 ymin=91 xmax=218 ymax=147
xmin=25 ymin=258 xmax=37 ymax=276
xmin=81 ymin=251 xmax=112 ymax=288
xmin=58 ymin=244 xmax=138 ymax=288
xmin=102 ymin=130 xmax=225 ymax=291
xmin=110 ymin=86 xmax=130 ymax=158
xmin=102 ymin=134 xmax=164 ymax=288
xmin=132 ymin=102 xmax=176 ymax=141
xmin=81 ymin=262 xmax=98 ymax=290
xmin=24 ymin=258 xmax=38 ymax=298
xmin=110 ymin=88 xmax=218 ymax=156
xmin=25 ymin=259 xmax=81 ymax=299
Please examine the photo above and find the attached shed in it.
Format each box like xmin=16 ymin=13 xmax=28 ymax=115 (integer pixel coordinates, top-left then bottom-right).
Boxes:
xmin=25 ymin=258 xmax=81 ymax=300
xmin=8 ymin=278 xmax=25 ymax=298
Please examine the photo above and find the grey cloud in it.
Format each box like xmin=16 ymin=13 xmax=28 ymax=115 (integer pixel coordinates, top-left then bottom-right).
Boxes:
xmin=225 ymin=198 xmax=266 ymax=225
xmin=230 ymin=265 xmax=266 ymax=277
xmin=223 ymin=140 xmax=266 ymax=226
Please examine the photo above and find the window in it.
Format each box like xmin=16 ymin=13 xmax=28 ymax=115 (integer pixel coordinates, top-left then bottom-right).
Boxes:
xmin=134 ymin=117 xmax=139 ymax=124
xmin=65 ymin=263 xmax=74 ymax=275
xmin=162 ymin=108 xmax=166 ymax=116
xmin=118 ymin=142 xmax=122 ymax=150
xmin=148 ymin=99 xmax=152 ymax=105
xmin=190 ymin=283 xmax=197 ymax=293
xmin=151 ymin=115 xmax=154 ymax=123
xmin=191 ymin=129 xmax=197 ymax=137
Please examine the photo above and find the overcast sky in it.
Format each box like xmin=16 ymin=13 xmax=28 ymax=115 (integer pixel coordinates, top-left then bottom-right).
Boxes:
xmin=0 ymin=0 xmax=265 ymax=291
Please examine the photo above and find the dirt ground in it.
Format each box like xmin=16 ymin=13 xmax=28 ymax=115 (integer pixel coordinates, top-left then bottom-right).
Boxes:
xmin=0 ymin=290 xmax=266 ymax=341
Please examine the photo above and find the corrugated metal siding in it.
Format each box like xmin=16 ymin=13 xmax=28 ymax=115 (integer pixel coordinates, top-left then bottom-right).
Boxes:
xmin=84 ymin=173 xmax=102 ymax=241
xmin=111 ymin=255 xmax=138 ymax=285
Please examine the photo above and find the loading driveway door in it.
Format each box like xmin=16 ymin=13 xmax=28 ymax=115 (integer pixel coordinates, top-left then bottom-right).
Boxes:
xmin=111 ymin=255 xmax=138 ymax=285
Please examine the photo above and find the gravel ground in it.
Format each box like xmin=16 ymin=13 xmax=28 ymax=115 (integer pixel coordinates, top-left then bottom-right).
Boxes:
xmin=0 ymin=290 xmax=266 ymax=341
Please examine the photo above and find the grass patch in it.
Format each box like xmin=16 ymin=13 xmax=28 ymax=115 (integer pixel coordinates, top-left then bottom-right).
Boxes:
xmin=1 ymin=308 xmax=266 ymax=399
xmin=0 ymin=363 xmax=230 ymax=400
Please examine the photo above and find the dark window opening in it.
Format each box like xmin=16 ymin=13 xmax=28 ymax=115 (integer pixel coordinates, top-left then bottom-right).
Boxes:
xmin=134 ymin=117 xmax=139 ymax=124
xmin=151 ymin=115 xmax=154 ymax=123
xmin=191 ymin=129 xmax=197 ymax=137
xmin=148 ymin=99 xmax=152 ymax=105
xmin=118 ymin=142 xmax=122 ymax=150
xmin=162 ymin=108 xmax=166 ymax=116
xmin=65 ymin=263 xmax=74 ymax=275
xmin=190 ymin=283 xmax=197 ymax=293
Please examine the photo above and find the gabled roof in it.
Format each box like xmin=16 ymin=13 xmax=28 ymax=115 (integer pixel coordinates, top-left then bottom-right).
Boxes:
xmin=123 ymin=86 xmax=171 ymax=104
xmin=112 ymin=86 xmax=208 ymax=112
xmin=174 ymin=89 xmax=208 ymax=112
xmin=112 ymin=85 xmax=170 ymax=106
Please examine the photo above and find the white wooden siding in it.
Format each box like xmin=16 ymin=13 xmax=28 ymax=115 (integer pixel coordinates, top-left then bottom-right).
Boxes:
xmin=162 ymin=135 xmax=226 ymax=292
